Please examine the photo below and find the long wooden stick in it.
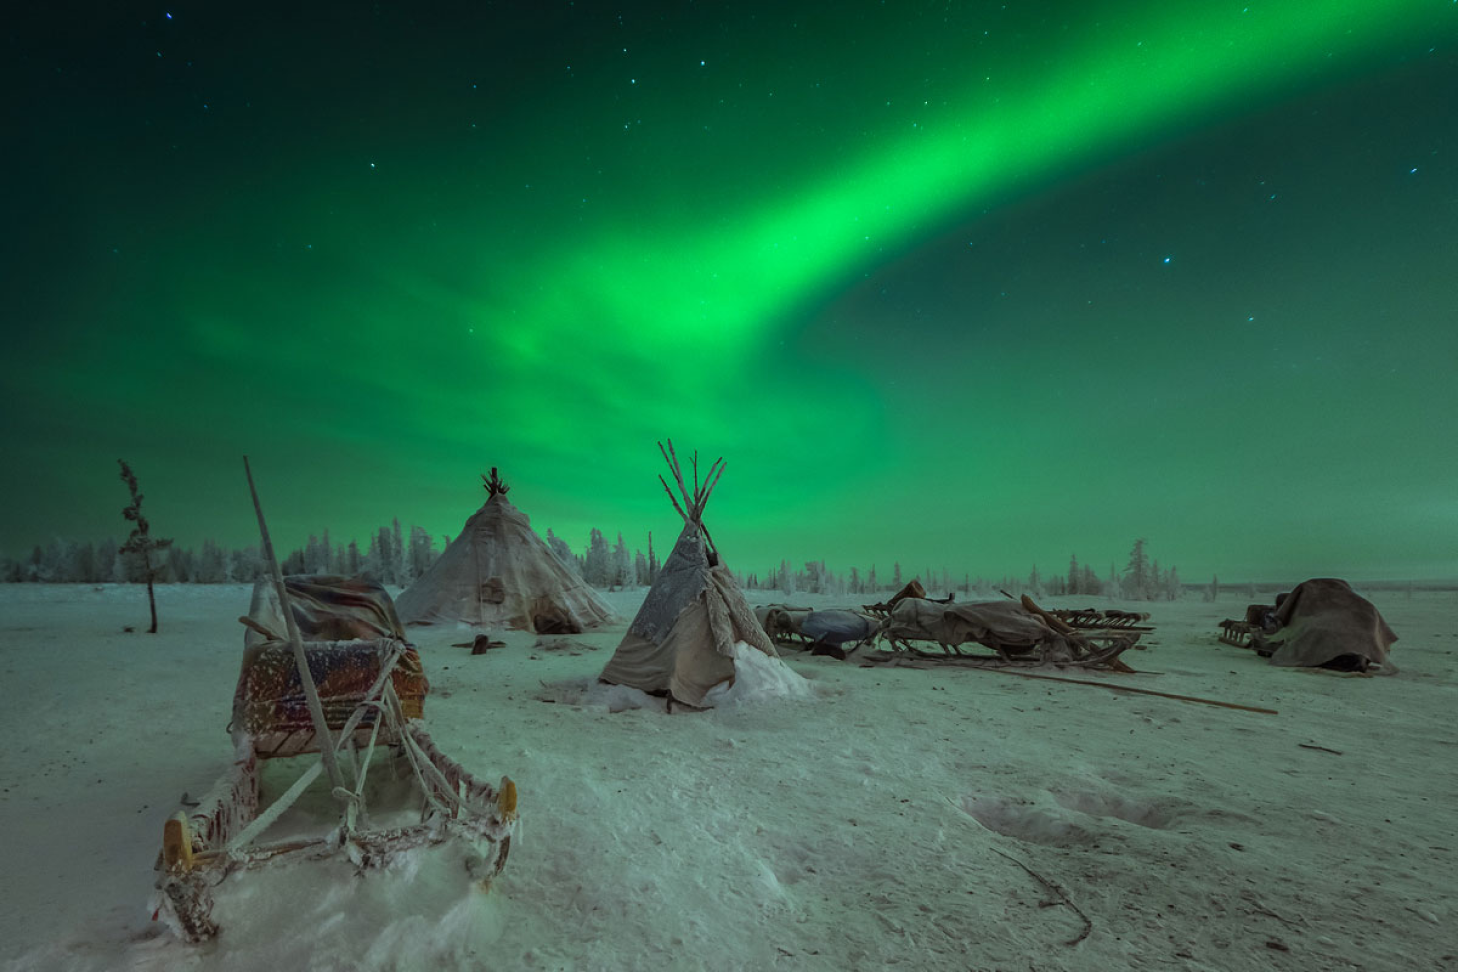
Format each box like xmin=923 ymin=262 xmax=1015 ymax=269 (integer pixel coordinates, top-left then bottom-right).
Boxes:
xmin=976 ymin=667 xmax=1278 ymax=715
xmin=243 ymin=457 xmax=346 ymax=791
xmin=658 ymin=474 xmax=689 ymax=523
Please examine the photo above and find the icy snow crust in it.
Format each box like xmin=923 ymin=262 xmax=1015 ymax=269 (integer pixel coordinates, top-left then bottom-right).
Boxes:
xmin=2 ymin=583 xmax=1456 ymax=971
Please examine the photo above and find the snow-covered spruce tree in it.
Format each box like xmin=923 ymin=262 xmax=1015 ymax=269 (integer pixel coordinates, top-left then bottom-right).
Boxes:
xmin=196 ymin=539 xmax=227 ymax=583
xmin=390 ymin=519 xmax=407 ymax=584
xmin=545 ymin=528 xmax=579 ymax=575
xmin=1068 ymin=554 xmax=1080 ymax=596
xmin=408 ymin=525 xmax=436 ymax=578
xmin=612 ymin=533 xmax=631 ymax=589
xmin=583 ymin=529 xmax=611 ymax=587
xmin=892 ymin=562 xmax=902 ymax=589
xmin=1124 ymin=539 xmax=1151 ymax=600
xmin=633 ymin=549 xmax=647 ymax=586
xmin=117 ymin=460 xmax=173 ymax=633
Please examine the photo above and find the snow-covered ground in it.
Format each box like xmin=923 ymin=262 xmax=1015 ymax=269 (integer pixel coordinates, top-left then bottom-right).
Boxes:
xmin=1 ymin=583 xmax=1454 ymax=971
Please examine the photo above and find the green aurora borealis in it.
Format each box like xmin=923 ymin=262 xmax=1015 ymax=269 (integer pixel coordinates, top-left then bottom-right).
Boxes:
xmin=5 ymin=0 xmax=1456 ymax=581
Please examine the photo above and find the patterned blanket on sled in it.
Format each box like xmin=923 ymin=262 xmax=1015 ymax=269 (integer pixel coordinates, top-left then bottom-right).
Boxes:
xmin=234 ymin=575 xmax=427 ymax=756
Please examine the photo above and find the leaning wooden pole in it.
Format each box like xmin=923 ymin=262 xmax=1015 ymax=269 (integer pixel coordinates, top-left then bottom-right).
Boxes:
xmin=979 ymin=667 xmax=1278 ymax=715
xmin=243 ymin=456 xmax=346 ymax=792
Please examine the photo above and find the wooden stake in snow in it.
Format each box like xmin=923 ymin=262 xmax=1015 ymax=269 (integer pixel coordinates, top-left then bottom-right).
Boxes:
xmin=242 ymin=456 xmax=346 ymax=794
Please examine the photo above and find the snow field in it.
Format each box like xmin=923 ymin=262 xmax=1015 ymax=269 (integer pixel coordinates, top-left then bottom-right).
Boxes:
xmin=1 ymin=583 xmax=1454 ymax=971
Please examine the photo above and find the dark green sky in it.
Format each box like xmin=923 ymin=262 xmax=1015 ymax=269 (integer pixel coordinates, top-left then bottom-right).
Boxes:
xmin=4 ymin=0 xmax=1455 ymax=581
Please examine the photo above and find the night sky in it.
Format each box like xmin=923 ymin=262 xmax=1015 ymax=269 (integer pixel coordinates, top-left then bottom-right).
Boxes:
xmin=5 ymin=1 xmax=1455 ymax=582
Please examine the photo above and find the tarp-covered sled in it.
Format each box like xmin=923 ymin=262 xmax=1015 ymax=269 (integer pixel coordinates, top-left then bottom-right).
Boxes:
xmin=1251 ymin=578 xmax=1397 ymax=673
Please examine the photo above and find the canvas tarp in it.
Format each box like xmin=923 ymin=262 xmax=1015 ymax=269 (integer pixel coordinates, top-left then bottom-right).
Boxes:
xmin=396 ymin=492 xmax=615 ymax=632
xmin=1257 ymin=578 xmax=1397 ymax=671
xmin=800 ymin=610 xmax=878 ymax=648
xmin=243 ymin=574 xmax=407 ymax=647
xmin=600 ymin=526 xmax=778 ymax=706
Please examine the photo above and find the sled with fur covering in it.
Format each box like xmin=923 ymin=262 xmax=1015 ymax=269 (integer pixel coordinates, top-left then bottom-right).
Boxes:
xmin=863 ymin=595 xmax=1140 ymax=672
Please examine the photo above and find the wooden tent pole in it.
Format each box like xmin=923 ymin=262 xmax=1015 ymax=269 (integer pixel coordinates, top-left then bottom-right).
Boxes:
xmin=243 ymin=457 xmax=346 ymax=793
xmin=977 ymin=667 xmax=1278 ymax=715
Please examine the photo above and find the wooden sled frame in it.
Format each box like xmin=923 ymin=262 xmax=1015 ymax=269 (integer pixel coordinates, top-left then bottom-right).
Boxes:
xmin=870 ymin=629 xmax=1138 ymax=671
xmin=866 ymin=595 xmax=1143 ymax=673
xmin=155 ymin=646 xmax=518 ymax=942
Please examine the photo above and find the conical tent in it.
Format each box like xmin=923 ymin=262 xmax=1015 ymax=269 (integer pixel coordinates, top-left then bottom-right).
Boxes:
xmin=599 ymin=442 xmax=779 ymax=706
xmin=396 ymin=468 xmax=615 ymax=632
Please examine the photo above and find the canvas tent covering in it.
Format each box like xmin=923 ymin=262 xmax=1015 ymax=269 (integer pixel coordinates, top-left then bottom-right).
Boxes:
xmin=1254 ymin=578 xmax=1398 ymax=672
xmin=599 ymin=442 xmax=780 ymax=707
xmin=395 ymin=468 xmax=615 ymax=633
xmin=234 ymin=574 xmax=427 ymax=757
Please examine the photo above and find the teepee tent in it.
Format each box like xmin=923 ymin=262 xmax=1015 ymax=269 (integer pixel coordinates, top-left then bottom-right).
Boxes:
xmin=395 ymin=468 xmax=615 ymax=632
xmin=599 ymin=442 xmax=781 ymax=707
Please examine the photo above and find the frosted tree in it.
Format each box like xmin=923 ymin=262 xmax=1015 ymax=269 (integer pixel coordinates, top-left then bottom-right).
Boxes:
xmin=647 ymin=531 xmax=659 ymax=584
xmin=633 ymin=549 xmax=648 ymax=586
xmin=1027 ymin=564 xmax=1042 ymax=596
xmin=1207 ymin=574 xmax=1220 ymax=602
xmin=1068 ymin=554 xmax=1080 ymax=596
xmin=583 ymin=529 xmax=611 ymax=587
xmin=390 ymin=519 xmax=407 ymax=584
xmin=867 ymin=564 xmax=878 ymax=593
xmin=117 ymin=460 xmax=173 ymax=633
xmin=408 ymin=525 xmax=436 ymax=579
xmin=849 ymin=566 xmax=861 ymax=594
xmin=1124 ymin=539 xmax=1151 ymax=600
xmin=777 ymin=559 xmax=795 ymax=595
xmin=363 ymin=532 xmax=382 ymax=580
xmin=303 ymin=533 xmax=329 ymax=573
xmin=892 ymin=563 xmax=902 ymax=589
xmin=197 ymin=539 xmax=228 ymax=583
xmin=612 ymin=533 xmax=631 ymax=589
xmin=1080 ymin=565 xmax=1102 ymax=596
xmin=229 ymin=546 xmax=258 ymax=582
xmin=1165 ymin=566 xmax=1182 ymax=601
xmin=545 ymin=528 xmax=578 ymax=574
xmin=344 ymin=540 xmax=362 ymax=576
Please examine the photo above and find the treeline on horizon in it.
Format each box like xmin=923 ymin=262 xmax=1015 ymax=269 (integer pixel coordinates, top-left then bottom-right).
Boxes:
xmin=1 ymin=527 xmax=1208 ymax=601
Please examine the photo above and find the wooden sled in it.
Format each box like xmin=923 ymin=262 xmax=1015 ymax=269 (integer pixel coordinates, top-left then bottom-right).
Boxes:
xmin=863 ymin=634 xmax=1137 ymax=672
xmin=1217 ymin=604 xmax=1276 ymax=656
xmin=1050 ymin=608 xmax=1153 ymax=632
xmin=871 ymin=595 xmax=1140 ymax=673
xmin=863 ymin=579 xmax=953 ymax=619
xmin=153 ymin=636 xmax=517 ymax=942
